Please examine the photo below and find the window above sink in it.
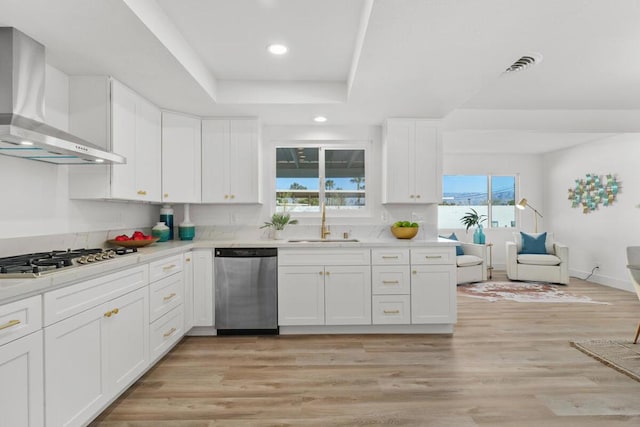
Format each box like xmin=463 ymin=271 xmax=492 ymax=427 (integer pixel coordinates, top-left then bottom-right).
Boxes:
xmin=274 ymin=142 xmax=370 ymax=218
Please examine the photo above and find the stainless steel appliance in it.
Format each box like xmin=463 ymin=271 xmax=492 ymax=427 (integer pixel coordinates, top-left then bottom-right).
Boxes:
xmin=0 ymin=248 xmax=137 ymax=278
xmin=0 ymin=27 xmax=125 ymax=164
xmin=214 ymin=248 xmax=278 ymax=335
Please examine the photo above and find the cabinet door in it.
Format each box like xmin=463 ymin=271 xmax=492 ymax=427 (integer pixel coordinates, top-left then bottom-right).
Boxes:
xmin=324 ymin=265 xmax=371 ymax=325
xmin=111 ymin=80 xmax=161 ymax=202
xmin=110 ymin=80 xmax=138 ymax=200
xmin=135 ymin=96 xmax=162 ymax=202
xmin=201 ymin=119 xmax=230 ymax=203
xmin=0 ymin=331 xmax=44 ymax=427
xmin=228 ymin=119 xmax=261 ymax=203
xmin=413 ymin=121 xmax=441 ymax=203
xmin=103 ymin=287 xmax=149 ymax=393
xmin=192 ymin=250 xmax=214 ymax=327
xmin=162 ymin=112 xmax=202 ymax=203
xmin=410 ymin=265 xmax=456 ymax=324
xmin=383 ymin=120 xmax=414 ymax=203
xmin=183 ymin=252 xmax=195 ymax=332
xmin=278 ymin=266 xmax=325 ymax=326
xmin=45 ymin=303 xmax=108 ymax=427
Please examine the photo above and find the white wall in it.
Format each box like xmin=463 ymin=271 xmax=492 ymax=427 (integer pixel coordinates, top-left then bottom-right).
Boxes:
xmin=0 ymin=66 xmax=157 ymax=240
xmin=442 ymin=152 xmax=545 ymax=267
xmin=544 ymin=134 xmax=640 ymax=291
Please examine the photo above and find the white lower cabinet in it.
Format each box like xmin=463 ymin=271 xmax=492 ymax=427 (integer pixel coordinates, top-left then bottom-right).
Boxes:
xmin=371 ymin=249 xmax=411 ymax=325
xmin=183 ymin=251 xmax=194 ymax=332
xmin=45 ymin=286 xmax=149 ymax=427
xmin=0 ymin=296 xmax=44 ymax=426
xmin=148 ymin=254 xmax=185 ymax=363
xmin=278 ymin=249 xmax=372 ymax=327
xmin=192 ymin=250 xmax=214 ymax=327
xmin=372 ymin=295 xmax=411 ymax=324
xmin=278 ymin=266 xmax=325 ymax=326
xmin=324 ymin=266 xmax=371 ymax=325
xmin=410 ymin=264 xmax=456 ymax=324
xmin=150 ymin=305 xmax=184 ymax=362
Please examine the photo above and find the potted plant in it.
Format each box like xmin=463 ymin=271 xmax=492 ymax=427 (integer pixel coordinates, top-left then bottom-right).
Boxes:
xmin=260 ymin=212 xmax=298 ymax=239
xmin=460 ymin=208 xmax=487 ymax=244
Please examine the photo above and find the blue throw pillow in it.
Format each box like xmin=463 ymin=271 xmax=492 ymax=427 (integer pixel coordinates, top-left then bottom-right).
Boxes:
xmin=520 ymin=231 xmax=547 ymax=254
xmin=440 ymin=232 xmax=464 ymax=256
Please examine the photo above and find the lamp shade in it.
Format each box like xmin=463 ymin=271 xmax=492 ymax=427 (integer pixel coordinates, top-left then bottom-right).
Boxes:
xmin=516 ymin=198 xmax=528 ymax=210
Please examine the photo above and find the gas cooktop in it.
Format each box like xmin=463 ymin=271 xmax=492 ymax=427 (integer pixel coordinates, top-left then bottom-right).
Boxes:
xmin=0 ymin=248 xmax=137 ymax=278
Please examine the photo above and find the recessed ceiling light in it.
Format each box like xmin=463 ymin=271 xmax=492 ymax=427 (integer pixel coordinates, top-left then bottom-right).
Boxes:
xmin=94 ymin=159 xmax=104 ymax=163
xmin=313 ymin=116 xmax=327 ymax=123
xmin=267 ymin=44 xmax=288 ymax=55
xmin=20 ymin=141 xmax=34 ymax=146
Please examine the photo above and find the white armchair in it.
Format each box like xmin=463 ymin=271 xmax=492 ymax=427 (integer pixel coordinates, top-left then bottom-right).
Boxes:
xmin=506 ymin=233 xmax=569 ymax=285
xmin=457 ymin=242 xmax=487 ymax=284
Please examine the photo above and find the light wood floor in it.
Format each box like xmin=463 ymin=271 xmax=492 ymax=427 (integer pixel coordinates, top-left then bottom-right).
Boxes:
xmin=91 ymin=272 xmax=640 ymax=426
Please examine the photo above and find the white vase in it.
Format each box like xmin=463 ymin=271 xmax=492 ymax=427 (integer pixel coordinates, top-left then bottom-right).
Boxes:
xmin=272 ymin=229 xmax=282 ymax=240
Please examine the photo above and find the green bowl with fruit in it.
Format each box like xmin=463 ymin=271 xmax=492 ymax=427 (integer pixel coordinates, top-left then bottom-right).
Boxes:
xmin=390 ymin=221 xmax=419 ymax=239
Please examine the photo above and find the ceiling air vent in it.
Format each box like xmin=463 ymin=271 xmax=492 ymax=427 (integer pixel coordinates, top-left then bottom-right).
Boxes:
xmin=504 ymin=52 xmax=543 ymax=73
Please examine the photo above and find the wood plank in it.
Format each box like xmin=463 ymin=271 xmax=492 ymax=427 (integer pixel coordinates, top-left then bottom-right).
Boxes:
xmin=91 ymin=272 xmax=640 ymax=426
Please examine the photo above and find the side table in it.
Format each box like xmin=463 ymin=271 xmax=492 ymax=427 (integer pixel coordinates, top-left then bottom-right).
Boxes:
xmin=486 ymin=242 xmax=493 ymax=279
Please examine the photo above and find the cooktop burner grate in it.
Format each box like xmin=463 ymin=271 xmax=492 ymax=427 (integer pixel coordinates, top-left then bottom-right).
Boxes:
xmin=0 ymin=248 xmax=137 ymax=277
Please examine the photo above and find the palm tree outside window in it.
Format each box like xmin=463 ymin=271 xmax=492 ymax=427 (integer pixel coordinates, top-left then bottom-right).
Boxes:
xmin=276 ymin=146 xmax=366 ymax=213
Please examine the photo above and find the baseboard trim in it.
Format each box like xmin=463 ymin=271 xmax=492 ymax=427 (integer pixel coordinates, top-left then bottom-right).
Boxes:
xmin=569 ymin=268 xmax=633 ymax=292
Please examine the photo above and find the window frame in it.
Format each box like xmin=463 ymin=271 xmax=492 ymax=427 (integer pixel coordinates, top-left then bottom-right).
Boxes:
xmin=274 ymin=140 xmax=372 ymax=218
xmin=439 ymin=174 xmax=518 ymax=229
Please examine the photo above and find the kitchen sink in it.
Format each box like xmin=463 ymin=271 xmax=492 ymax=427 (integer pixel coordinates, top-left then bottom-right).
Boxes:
xmin=287 ymin=239 xmax=360 ymax=243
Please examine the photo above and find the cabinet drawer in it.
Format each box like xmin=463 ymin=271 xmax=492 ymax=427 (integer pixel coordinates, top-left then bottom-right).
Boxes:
xmin=371 ymin=248 xmax=410 ymax=265
xmin=279 ymin=248 xmax=370 ymax=266
xmin=372 ymin=295 xmax=411 ymax=324
xmin=44 ymin=266 xmax=148 ymax=326
xmin=150 ymin=305 xmax=184 ymax=362
xmin=0 ymin=295 xmax=42 ymax=346
xmin=149 ymin=273 xmax=183 ymax=322
xmin=410 ymin=248 xmax=454 ymax=265
xmin=371 ymin=266 xmax=411 ymax=295
xmin=149 ymin=254 xmax=183 ymax=282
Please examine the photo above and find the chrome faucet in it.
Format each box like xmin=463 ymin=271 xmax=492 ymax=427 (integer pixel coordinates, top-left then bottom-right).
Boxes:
xmin=321 ymin=202 xmax=331 ymax=239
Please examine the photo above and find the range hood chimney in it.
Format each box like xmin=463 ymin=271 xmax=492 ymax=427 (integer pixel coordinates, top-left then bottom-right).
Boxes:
xmin=0 ymin=27 xmax=125 ymax=164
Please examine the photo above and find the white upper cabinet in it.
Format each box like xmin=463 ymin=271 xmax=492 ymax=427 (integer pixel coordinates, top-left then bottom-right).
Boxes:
xmin=382 ymin=119 xmax=442 ymax=204
xmin=201 ymin=119 xmax=261 ymax=204
xmin=161 ymin=112 xmax=202 ymax=204
xmin=68 ymin=76 xmax=161 ymax=202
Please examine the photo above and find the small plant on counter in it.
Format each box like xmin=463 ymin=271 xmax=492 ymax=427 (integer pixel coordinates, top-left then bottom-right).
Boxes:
xmin=260 ymin=212 xmax=299 ymax=231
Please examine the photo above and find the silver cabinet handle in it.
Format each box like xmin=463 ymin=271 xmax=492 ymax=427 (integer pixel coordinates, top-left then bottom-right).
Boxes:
xmin=382 ymin=280 xmax=400 ymax=284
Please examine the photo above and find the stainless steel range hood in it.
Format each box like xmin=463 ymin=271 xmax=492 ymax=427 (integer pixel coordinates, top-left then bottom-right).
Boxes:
xmin=0 ymin=27 xmax=125 ymax=165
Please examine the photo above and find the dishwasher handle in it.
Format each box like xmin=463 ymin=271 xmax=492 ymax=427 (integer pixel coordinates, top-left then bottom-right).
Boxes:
xmin=215 ymin=248 xmax=277 ymax=258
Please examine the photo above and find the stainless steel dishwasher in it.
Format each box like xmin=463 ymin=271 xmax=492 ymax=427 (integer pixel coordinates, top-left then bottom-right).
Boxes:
xmin=214 ymin=248 xmax=278 ymax=335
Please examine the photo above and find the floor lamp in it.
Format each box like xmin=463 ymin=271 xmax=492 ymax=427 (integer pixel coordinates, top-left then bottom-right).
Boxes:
xmin=516 ymin=198 xmax=543 ymax=233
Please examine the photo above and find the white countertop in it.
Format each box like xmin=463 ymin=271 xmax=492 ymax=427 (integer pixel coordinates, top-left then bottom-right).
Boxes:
xmin=0 ymin=237 xmax=457 ymax=305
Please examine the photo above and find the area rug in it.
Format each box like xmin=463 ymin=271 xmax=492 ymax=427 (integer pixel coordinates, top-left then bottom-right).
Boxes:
xmin=457 ymin=281 xmax=609 ymax=304
xmin=571 ymin=340 xmax=640 ymax=383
